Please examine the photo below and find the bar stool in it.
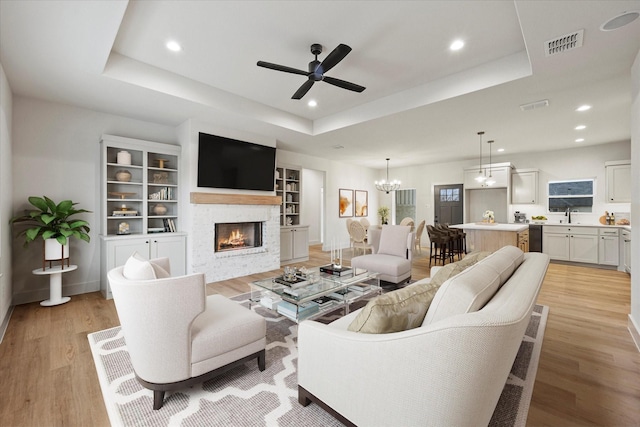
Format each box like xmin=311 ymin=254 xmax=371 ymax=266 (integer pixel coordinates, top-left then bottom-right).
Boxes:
xmin=427 ymin=225 xmax=454 ymax=267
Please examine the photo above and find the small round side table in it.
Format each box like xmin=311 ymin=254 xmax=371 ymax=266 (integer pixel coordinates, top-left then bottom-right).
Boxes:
xmin=32 ymin=264 xmax=77 ymax=306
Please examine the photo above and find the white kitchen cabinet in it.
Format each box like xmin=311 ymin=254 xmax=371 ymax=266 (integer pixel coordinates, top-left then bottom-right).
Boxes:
xmin=100 ymin=233 xmax=187 ymax=299
xmin=605 ymin=160 xmax=631 ymax=203
xmin=543 ymin=226 xmax=598 ymax=264
xmin=280 ymin=226 xmax=309 ymax=265
xmin=463 ymin=163 xmax=512 ymax=189
xmin=598 ymin=228 xmax=619 ymax=266
xmin=622 ymin=229 xmax=631 ymax=273
xmin=511 ymin=169 xmax=539 ymax=204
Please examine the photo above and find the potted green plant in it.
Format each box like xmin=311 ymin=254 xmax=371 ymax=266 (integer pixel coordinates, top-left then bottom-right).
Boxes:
xmin=10 ymin=196 xmax=91 ymax=266
xmin=378 ymin=206 xmax=390 ymax=225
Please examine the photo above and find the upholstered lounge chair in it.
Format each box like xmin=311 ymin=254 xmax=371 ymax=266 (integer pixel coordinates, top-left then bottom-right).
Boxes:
xmin=108 ymin=253 xmax=266 ymax=410
xmin=350 ymin=225 xmax=414 ymax=286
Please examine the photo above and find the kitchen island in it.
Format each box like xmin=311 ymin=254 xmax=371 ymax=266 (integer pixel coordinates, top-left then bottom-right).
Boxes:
xmin=450 ymin=223 xmax=530 ymax=253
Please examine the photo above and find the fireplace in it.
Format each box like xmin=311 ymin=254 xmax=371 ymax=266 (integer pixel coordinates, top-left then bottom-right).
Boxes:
xmin=215 ymin=222 xmax=263 ymax=252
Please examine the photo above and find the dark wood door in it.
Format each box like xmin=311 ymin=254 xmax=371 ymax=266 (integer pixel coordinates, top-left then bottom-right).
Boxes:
xmin=434 ymin=184 xmax=464 ymax=225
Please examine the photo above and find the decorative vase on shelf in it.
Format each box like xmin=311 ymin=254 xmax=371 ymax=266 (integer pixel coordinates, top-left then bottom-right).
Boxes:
xmin=153 ymin=204 xmax=168 ymax=215
xmin=116 ymin=150 xmax=131 ymax=165
xmin=115 ymin=169 xmax=132 ymax=182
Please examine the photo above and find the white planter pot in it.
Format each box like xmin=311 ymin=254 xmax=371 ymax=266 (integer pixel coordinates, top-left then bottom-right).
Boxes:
xmin=44 ymin=239 xmax=69 ymax=261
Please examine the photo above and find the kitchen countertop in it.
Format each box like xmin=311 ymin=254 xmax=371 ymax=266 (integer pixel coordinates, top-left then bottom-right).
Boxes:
xmin=451 ymin=223 xmax=529 ymax=232
xmin=531 ymin=222 xmax=631 ymax=231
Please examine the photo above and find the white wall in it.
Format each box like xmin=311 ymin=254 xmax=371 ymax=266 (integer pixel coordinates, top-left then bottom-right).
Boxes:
xmin=276 ymin=149 xmax=380 ymax=252
xmin=301 ymin=168 xmax=324 ymax=244
xmin=0 ymin=63 xmax=13 ymax=338
xmin=11 ymin=97 xmax=177 ymax=304
xmin=630 ymin=48 xmax=639 ymax=350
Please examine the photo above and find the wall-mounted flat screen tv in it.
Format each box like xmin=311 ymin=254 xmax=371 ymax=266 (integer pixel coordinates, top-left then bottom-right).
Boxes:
xmin=197 ymin=132 xmax=276 ymax=191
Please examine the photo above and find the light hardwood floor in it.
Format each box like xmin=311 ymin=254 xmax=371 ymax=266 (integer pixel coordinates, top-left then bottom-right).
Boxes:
xmin=0 ymin=245 xmax=638 ymax=426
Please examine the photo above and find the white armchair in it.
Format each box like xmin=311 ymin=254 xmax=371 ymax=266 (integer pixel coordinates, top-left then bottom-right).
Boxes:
xmin=108 ymin=253 xmax=266 ymax=409
xmin=351 ymin=225 xmax=414 ymax=285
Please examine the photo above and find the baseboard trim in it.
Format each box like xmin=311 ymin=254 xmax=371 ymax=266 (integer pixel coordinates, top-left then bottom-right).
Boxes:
xmin=628 ymin=314 xmax=640 ymax=352
xmin=12 ymin=280 xmax=100 ymax=306
xmin=0 ymin=305 xmax=14 ymax=344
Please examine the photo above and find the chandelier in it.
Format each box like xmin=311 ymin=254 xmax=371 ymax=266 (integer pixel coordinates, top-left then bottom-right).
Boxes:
xmin=375 ymin=158 xmax=401 ymax=193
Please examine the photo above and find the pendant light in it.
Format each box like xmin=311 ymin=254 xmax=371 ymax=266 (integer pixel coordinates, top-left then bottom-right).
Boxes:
xmin=486 ymin=140 xmax=496 ymax=186
xmin=474 ymin=131 xmax=486 ymax=182
xmin=375 ymin=158 xmax=401 ymax=193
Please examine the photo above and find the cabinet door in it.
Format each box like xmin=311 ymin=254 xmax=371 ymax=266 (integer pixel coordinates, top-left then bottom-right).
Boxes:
xmin=292 ymin=227 xmax=309 ymax=258
xmin=598 ymin=236 xmax=619 ymax=266
xmin=489 ymin=167 xmax=509 ymax=188
xmin=109 ymin=238 xmax=150 ymax=268
xmin=280 ymin=229 xmax=293 ymax=262
xmin=606 ymin=164 xmax=631 ymax=203
xmin=623 ymin=235 xmax=631 ymax=272
xmin=151 ymin=235 xmax=186 ymax=275
xmin=543 ymin=233 xmax=570 ymax=260
xmin=569 ymin=234 xmax=598 ymax=264
xmin=463 ymin=169 xmax=485 ymax=189
xmin=512 ymin=171 xmax=538 ymax=204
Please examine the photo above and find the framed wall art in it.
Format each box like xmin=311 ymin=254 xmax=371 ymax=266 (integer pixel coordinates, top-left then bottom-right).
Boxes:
xmin=339 ymin=189 xmax=354 ymax=217
xmin=355 ymin=190 xmax=368 ymax=217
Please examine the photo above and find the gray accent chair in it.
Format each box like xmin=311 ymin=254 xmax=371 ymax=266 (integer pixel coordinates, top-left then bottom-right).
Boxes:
xmin=108 ymin=254 xmax=266 ymax=410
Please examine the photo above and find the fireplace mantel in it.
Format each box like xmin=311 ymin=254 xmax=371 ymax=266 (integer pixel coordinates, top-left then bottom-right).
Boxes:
xmin=190 ymin=192 xmax=282 ymax=206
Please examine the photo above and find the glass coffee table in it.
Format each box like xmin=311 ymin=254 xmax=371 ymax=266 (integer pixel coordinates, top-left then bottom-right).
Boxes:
xmin=251 ymin=266 xmax=380 ymax=323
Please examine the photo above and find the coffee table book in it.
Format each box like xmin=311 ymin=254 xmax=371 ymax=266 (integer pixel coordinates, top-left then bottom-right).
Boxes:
xmin=320 ymin=265 xmax=352 ymax=276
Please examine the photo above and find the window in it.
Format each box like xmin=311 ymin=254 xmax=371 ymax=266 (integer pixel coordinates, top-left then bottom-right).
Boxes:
xmin=548 ymin=179 xmax=594 ymax=213
xmin=440 ymin=188 xmax=459 ymax=202
xmin=394 ymin=189 xmax=416 ymax=224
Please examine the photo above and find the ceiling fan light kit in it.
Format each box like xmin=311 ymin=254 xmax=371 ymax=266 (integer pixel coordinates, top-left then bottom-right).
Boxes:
xmin=257 ymin=43 xmax=366 ymax=100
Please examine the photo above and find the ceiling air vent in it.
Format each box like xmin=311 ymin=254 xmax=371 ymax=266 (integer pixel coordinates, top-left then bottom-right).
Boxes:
xmin=545 ymin=29 xmax=584 ymax=56
xmin=520 ymin=99 xmax=549 ymax=111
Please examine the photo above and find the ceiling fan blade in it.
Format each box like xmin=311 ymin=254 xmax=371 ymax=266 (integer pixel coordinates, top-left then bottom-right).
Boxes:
xmin=320 ymin=44 xmax=352 ymax=73
xmin=257 ymin=61 xmax=308 ymax=76
xmin=322 ymin=76 xmax=366 ymax=93
xmin=292 ymin=79 xmax=315 ymax=99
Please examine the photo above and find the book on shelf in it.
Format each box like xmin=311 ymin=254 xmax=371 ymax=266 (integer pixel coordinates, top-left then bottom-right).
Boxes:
xmin=320 ymin=264 xmax=352 ymax=276
xmin=348 ymin=283 xmax=372 ymax=293
xmin=329 ymin=288 xmax=357 ymax=300
xmin=162 ymin=218 xmax=176 ymax=232
xmin=273 ymin=276 xmax=309 ymax=289
xmin=311 ymin=296 xmax=336 ymax=307
xmin=112 ymin=210 xmax=138 ymax=216
xmin=276 ymin=300 xmax=319 ymax=319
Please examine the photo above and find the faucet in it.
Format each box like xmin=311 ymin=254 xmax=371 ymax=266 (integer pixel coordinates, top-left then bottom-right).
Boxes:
xmin=565 ymin=207 xmax=572 ymax=224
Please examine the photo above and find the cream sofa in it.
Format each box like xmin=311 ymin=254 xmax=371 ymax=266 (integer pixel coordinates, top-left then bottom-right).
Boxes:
xmin=298 ymin=246 xmax=550 ymax=427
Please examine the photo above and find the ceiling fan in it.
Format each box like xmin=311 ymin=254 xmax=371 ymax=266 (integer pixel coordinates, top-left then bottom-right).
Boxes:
xmin=257 ymin=43 xmax=366 ymax=100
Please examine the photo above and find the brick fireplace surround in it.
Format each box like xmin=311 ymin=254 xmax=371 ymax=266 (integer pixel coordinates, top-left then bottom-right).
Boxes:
xmin=189 ymin=193 xmax=282 ymax=283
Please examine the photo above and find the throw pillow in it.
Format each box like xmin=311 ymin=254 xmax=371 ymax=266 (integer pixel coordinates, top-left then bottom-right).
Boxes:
xmin=428 ymin=251 xmax=491 ymax=288
xmin=122 ymin=251 xmax=170 ymax=280
xmin=377 ymin=225 xmax=411 ymax=258
xmin=347 ymin=282 xmax=440 ymax=334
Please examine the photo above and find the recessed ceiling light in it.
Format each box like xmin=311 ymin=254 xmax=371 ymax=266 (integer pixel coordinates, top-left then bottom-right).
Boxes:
xmin=450 ymin=39 xmax=465 ymax=51
xmin=575 ymin=125 xmax=586 ymax=130
xmin=576 ymin=105 xmax=591 ymax=112
xmin=332 ymin=145 xmax=344 ymax=150
xmin=601 ymin=11 xmax=639 ymax=31
xmin=308 ymin=100 xmax=317 ymax=107
xmin=166 ymin=41 xmax=182 ymax=52
xmin=497 ymin=148 xmax=505 ymax=152
xmin=575 ymin=138 xmax=585 ymax=143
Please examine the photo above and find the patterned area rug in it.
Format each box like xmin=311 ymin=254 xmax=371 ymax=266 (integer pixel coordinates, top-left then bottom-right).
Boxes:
xmin=88 ymin=298 xmax=548 ymax=427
